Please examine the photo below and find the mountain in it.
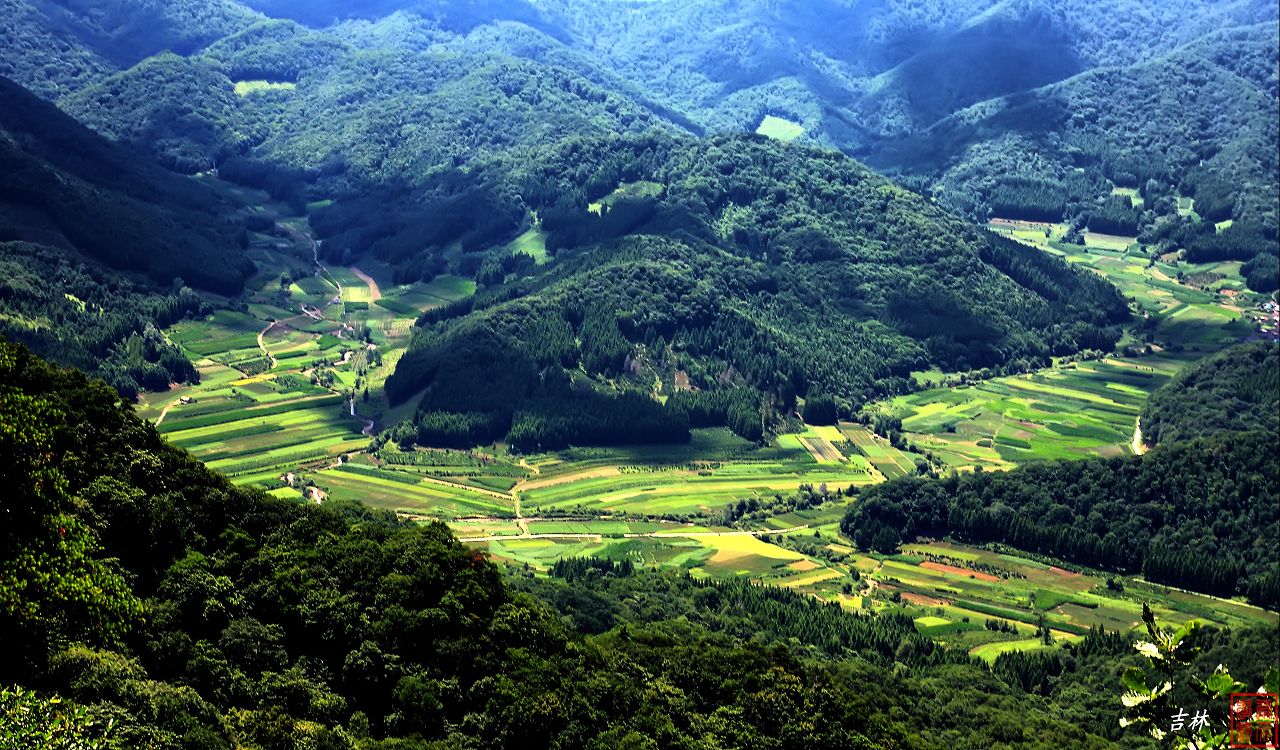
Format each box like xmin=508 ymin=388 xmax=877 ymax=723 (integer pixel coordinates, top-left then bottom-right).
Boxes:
xmin=0 ymin=0 xmax=259 ymax=97
xmin=0 ymin=75 xmax=252 ymax=395
xmin=0 ymin=76 xmax=252 ymax=290
xmin=382 ymin=132 xmax=1128 ymax=450
xmin=881 ymin=22 xmax=1280 ymax=226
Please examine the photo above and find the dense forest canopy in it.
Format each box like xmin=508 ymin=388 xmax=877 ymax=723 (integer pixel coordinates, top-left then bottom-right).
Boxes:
xmin=1141 ymin=342 xmax=1280 ymax=445
xmin=3 ymin=0 xmax=1273 ymax=249
xmin=0 ymin=75 xmax=253 ymax=393
xmin=0 ymin=76 xmax=252 ymax=292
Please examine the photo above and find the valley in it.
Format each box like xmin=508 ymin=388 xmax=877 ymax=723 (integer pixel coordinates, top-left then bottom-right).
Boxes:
xmin=133 ymin=188 xmax=1278 ymax=668
xmin=2 ymin=3 xmax=1277 ymax=747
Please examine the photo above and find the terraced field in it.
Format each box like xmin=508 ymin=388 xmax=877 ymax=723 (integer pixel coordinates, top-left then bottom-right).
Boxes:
xmin=838 ymin=424 xmax=917 ymax=479
xmin=880 ymin=220 xmax=1264 ymax=470
xmin=858 ymin=541 xmax=1277 ymax=659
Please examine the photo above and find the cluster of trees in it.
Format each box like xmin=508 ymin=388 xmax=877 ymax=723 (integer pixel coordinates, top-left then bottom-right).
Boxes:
xmin=668 ymin=387 xmax=765 ymax=442
xmin=2 ymin=340 xmax=1175 ymax=749
xmin=0 ymin=241 xmax=205 ymax=397
xmin=1141 ymin=342 xmax=1279 ymax=445
xmin=842 ymin=430 xmax=1279 ymax=606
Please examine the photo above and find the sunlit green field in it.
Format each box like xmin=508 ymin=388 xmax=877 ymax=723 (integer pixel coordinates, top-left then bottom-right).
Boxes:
xmin=886 ymin=355 xmax=1186 ymax=468
xmin=234 ymin=79 xmax=297 ymax=96
xmin=755 ymin=115 xmax=805 ymax=142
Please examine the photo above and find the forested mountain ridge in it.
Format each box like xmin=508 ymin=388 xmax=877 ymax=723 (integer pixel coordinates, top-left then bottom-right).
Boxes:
xmin=0 ymin=75 xmax=253 ymax=396
xmin=0 ymin=0 xmax=260 ymax=97
xmin=0 ymin=341 xmax=1145 ymax=749
xmin=0 ymin=75 xmax=251 ymax=291
xmin=383 ymin=133 xmax=1129 ymax=450
xmin=887 ymin=21 xmax=1280 ymax=227
xmin=2 ymin=0 xmax=1273 ymax=291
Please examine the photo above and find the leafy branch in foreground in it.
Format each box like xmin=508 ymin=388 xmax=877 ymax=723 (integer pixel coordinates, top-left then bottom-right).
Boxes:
xmin=1121 ymin=604 xmax=1279 ymax=749
xmin=0 ymin=686 xmax=115 ymax=750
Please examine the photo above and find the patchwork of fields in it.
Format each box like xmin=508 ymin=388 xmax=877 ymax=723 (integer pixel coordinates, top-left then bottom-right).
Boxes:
xmin=138 ymin=197 xmax=474 ymax=494
xmin=879 ymin=218 xmax=1264 ymax=470
xmin=137 ymin=194 xmax=1275 ymax=659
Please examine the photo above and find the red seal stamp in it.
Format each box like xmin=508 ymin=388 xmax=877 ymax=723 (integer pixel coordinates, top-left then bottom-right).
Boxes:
xmin=1229 ymin=693 xmax=1278 ymax=749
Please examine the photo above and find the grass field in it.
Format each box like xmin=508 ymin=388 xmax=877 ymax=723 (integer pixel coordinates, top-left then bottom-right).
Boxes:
xmin=756 ymin=115 xmax=805 ymax=142
xmin=505 ymin=227 xmax=549 ymax=264
xmin=885 ymin=355 xmax=1186 ymax=468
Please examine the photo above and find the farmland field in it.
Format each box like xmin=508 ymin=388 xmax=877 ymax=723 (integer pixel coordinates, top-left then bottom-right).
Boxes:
xmin=234 ymin=79 xmax=297 ymax=96
xmin=139 ymin=198 xmax=475 ymax=490
xmin=874 ymin=218 xmax=1268 ymax=470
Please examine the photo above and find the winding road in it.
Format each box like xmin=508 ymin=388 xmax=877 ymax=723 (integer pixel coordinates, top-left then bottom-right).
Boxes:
xmin=257 ymin=321 xmax=279 ymax=368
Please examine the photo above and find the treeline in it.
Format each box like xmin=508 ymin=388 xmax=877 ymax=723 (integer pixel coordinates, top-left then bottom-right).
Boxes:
xmin=668 ymin=387 xmax=766 ymax=441
xmin=842 ymin=431 xmax=1279 ymax=607
xmin=1141 ymin=342 xmax=1279 ymax=445
xmin=2 ymin=341 xmax=1130 ymax=749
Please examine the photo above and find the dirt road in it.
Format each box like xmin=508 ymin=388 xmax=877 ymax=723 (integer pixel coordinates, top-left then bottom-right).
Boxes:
xmin=257 ymin=321 xmax=279 ymax=368
xmin=351 ymin=267 xmax=382 ymax=301
xmin=1131 ymin=418 xmax=1147 ymax=455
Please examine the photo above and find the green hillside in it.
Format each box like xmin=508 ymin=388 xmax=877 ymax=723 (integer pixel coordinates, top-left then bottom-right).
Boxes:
xmin=0 ymin=75 xmax=257 ymax=395
xmin=1141 ymin=342 xmax=1280 ymax=445
xmin=384 ymin=133 xmax=1129 ymax=450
